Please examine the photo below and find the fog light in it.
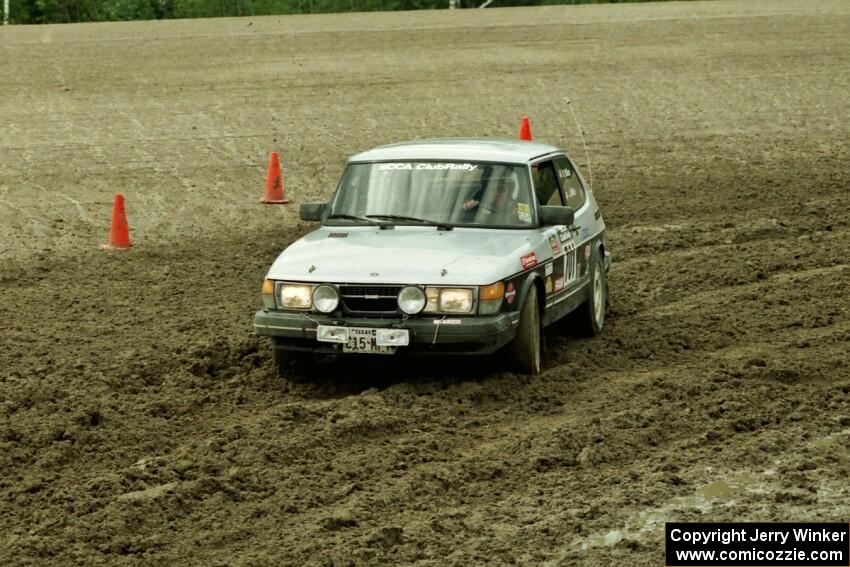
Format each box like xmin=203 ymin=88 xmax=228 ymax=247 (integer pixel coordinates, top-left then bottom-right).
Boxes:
xmin=376 ymin=329 xmax=409 ymax=346
xmin=317 ymin=325 xmax=349 ymax=343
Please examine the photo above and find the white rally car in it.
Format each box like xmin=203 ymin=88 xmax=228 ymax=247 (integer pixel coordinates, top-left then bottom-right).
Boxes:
xmin=254 ymin=139 xmax=610 ymax=376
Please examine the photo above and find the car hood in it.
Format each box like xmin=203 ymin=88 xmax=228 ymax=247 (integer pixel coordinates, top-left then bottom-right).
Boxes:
xmin=266 ymin=226 xmax=539 ymax=285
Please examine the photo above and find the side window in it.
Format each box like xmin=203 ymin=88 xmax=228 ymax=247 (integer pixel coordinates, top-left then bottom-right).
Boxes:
xmin=531 ymin=161 xmax=564 ymax=206
xmin=553 ymin=156 xmax=586 ymax=210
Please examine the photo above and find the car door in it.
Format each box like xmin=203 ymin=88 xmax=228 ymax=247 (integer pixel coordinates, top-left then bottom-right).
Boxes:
xmin=552 ymin=154 xmax=599 ymax=280
xmin=529 ymin=157 xmax=577 ymax=301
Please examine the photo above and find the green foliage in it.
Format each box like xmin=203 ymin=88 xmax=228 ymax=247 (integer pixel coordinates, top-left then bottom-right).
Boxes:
xmin=4 ymin=0 xmax=678 ymax=24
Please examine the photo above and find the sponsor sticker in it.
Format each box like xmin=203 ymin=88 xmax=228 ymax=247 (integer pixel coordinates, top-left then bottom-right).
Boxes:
xmin=549 ymin=235 xmax=561 ymax=256
xmin=558 ymin=226 xmax=571 ymax=243
xmin=516 ymin=202 xmax=532 ymax=223
xmin=505 ymin=282 xmax=516 ymax=304
xmin=432 ymin=319 xmax=462 ymax=325
xmin=545 ymin=262 xmax=554 ymax=276
xmin=520 ymin=252 xmax=538 ymax=270
xmin=554 ymin=276 xmax=564 ymax=291
xmin=558 ymin=167 xmax=572 ymax=179
xmin=545 ymin=276 xmax=553 ymax=294
xmin=581 ymin=226 xmax=591 ymax=239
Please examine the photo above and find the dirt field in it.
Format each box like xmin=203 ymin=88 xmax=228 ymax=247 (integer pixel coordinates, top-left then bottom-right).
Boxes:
xmin=1 ymin=0 xmax=849 ymax=564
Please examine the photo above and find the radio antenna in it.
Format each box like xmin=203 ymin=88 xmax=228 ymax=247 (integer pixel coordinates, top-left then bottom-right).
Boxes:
xmin=564 ymin=97 xmax=594 ymax=193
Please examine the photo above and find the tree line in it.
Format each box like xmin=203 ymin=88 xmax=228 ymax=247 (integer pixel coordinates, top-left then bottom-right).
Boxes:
xmin=2 ymin=0 xmax=660 ymax=25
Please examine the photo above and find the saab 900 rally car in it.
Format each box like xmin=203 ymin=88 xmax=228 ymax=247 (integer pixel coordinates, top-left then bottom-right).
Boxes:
xmin=254 ymin=139 xmax=611 ymax=376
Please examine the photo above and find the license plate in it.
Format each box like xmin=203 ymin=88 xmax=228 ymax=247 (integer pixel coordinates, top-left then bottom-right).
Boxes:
xmin=342 ymin=328 xmax=396 ymax=354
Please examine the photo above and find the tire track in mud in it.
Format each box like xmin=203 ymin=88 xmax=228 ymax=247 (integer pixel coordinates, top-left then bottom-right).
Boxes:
xmin=1 ymin=185 xmax=847 ymax=564
xmin=175 ymin=255 xmax=848 ymax=562
xmin=245 ymin=337 xmax=847 ymax=564
xmin=561 ymin=429 xmax=850 ymax=562
xmin=446 ymin=269 xmax=850 ymax=472
xmin=1 ymin=189 xmax=847 ymax=563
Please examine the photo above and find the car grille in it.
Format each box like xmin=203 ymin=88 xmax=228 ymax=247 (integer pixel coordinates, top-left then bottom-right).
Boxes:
xmin=339 ymin=285 xmax=402 ymax=315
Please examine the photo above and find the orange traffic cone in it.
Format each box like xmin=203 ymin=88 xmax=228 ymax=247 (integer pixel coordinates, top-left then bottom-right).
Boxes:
xmin=259 ymin=151 xmax=289 ymax=204
xmin=101 ymin=193 xmax=132 ymax=250
xmin=519 ymin=116 xmax=533 ymax=141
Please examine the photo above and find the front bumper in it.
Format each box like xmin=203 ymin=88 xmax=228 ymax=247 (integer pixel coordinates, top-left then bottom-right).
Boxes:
xmin=253 ymin=310 xmax=519 ymax=355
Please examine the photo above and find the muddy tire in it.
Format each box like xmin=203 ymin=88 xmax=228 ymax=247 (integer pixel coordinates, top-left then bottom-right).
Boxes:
xmin=577 ymin=248 xmax=607 ymax=337
xmin=508 ymin=285 xmax=542 ymax=375
xmin=272 ymin=343 xmax=307 ymax=381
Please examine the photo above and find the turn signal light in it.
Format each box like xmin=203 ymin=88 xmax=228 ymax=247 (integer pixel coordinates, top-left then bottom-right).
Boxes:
xmin=261 ymin=279 xmax=274 ymax=295
xmin=479 ymin=282 xmax=505 ymax=301
xmin=262 ymin=279 xmax=275 ymax=309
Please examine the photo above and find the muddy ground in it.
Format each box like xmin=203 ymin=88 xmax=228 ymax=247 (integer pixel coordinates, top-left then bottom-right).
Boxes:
xmin=1 ymin=0 xmax=849 ymax=564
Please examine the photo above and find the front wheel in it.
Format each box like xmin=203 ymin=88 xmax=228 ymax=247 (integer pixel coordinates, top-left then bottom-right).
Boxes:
xmin=272 ymin=343 xmax=307 ymax=381
xmin=507 ymin=285 xmax=542 ymax=375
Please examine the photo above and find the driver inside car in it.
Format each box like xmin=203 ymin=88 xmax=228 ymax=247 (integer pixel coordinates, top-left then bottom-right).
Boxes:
xmin=461 ymin=174 xmax=523 ymax=225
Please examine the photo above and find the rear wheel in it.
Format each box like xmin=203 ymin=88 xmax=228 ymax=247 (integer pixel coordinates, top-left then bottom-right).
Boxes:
xmin=577 ymin=248 xmax=607 ymax=337
xmin=508 ymin=285 xmax=542 ymax=375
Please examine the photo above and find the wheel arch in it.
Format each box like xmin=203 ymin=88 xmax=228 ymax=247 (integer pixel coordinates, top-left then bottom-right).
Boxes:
xmin=517 ymin=272 xmax=546 ymax=318
xmin=596 ymin=233 xmax=610 ymax=273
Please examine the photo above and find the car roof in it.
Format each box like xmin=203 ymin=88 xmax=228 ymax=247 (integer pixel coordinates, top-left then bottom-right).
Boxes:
xmin=348 ymin=138 xmax=562 ymax=165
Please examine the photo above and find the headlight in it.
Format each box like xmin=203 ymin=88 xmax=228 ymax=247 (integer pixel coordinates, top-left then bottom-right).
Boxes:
xmin=312 ymin=285 xmax=339 ymax=313
xmin=280 ymin=284 xmax=313 ymax=309
xmin=398 ymin=286 xmax=426 ymax=315
xmin=439 ymin=288 xmax=473 ymax=313
xmin=423 ymin=287 xmax=475 ymax=314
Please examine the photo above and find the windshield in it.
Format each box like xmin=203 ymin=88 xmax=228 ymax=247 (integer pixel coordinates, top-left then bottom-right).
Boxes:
xmin=328 ymin=162 xmax=535 ymax=228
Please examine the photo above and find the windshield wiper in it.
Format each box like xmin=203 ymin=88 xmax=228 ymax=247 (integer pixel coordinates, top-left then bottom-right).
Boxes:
xmin=365 ymin=214 xmax=453 ymax=231
xmin=326 ymin=213 xmax=388 ymax=227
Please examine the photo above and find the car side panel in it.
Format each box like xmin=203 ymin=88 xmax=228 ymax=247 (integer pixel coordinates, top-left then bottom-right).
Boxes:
xmin=500 ymin=230 xmax=604 ymax=326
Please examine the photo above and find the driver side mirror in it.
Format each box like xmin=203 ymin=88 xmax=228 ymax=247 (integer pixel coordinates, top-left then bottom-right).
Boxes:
xmin=299 ymin=202 xmax=327 ymax=222
xmin=539 ymin=205 xmax=575 ymax=226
